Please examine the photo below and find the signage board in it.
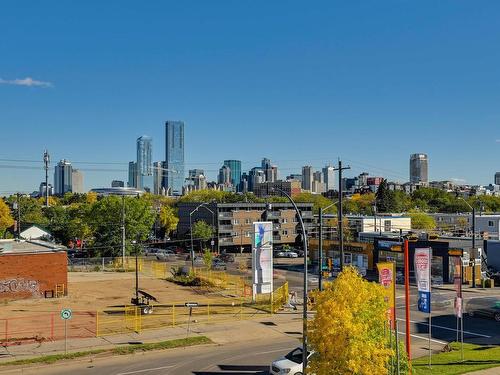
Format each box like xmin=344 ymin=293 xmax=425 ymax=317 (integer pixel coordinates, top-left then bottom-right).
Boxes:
xmin=415 ymin=248 xmax=431 ymax=313
xmin=185 ymin=302 xmax=199 ymax=308
xmin=61 ymin=308 xmax=72 ymax=320
xmin=377 ymin=262 xmax=396 ymax=327
xmin=252 ymin=222 xmax=273 ymax=296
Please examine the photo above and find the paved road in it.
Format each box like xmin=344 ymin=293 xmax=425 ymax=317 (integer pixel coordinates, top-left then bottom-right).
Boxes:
xmin=0 ymin=338 xmax=298 ymax=375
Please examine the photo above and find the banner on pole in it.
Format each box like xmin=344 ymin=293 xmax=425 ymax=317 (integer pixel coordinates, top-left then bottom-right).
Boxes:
xmin=377 ymin=262 xmax=396 ymax=327
xmin=415 ymin=248 xmax=432 ymax=313
xmin=252 ymin=222 xmax=273 ymax=295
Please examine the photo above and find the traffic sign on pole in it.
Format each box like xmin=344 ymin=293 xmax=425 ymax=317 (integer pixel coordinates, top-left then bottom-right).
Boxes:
xmin=61 ymin=308 xmax=72 ymax=320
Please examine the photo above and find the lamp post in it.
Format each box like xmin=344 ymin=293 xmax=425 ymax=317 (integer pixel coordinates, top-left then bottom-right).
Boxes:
xmin=318 ymin=201 xmax=338 ymax=291
xmin=273 ymin=187 xmax=309 ymax=374
xmin=458 ymin=198 xmax=477 ymax=288
xmin=189 ymin=202 xmax=216 ymax=271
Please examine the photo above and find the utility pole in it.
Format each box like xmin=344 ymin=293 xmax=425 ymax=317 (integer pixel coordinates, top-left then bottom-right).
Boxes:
xmin=43 ymin=150 xmax=50 ymax=207
xmin=121 ymin=195 xmax=126 ymax=268
xmin=16 ymin=193 xmax=21 ymax=239
xmin=334 ymin=160 xmax=350 ymax=271
xmin=472 ymin=206 xmax=476 ymax=288
xmin=319 ymin=207 xmax=323 ymax=291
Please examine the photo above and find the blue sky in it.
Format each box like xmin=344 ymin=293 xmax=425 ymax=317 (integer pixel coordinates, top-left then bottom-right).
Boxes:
xmin=1 ymin=0 xmax=499 ymax=194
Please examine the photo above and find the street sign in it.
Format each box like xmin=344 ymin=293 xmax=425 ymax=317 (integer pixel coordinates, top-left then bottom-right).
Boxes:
xmin=60 ymin=308 xmax=72 ymax=320
xmin=185 ymin=302 xmax=199 ymax=308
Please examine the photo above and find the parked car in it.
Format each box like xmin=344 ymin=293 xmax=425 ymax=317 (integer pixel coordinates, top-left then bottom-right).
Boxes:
xmin=270 ymin=347 xmax=315 ymax=375
xmin=212 ymin=259 xmax=227 ymax=270
xmin=466 ymin=297 xmax=500 ymax=322
xmin=144 ymin=248 xmax=160 ymax=256
xmin=275 ymin=251 xmax=287 ymax=258
xmin=284 ymin=251 xmax=298 ymax=258
xmin=156 ymin=250 xmax=175 ymax=261
xmin=218 ymin=253 xmax=235 ymax=263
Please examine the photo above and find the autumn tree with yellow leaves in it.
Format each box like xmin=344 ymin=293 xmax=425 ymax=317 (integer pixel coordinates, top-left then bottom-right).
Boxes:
xmin=0 ymin=198 xmax=14 ymax=238
xmin=308 ymin=267 xmax=408 ymax=375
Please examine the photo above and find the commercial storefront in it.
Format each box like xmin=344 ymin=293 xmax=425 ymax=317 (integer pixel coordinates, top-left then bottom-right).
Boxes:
xmin=374 ymin=238 xmax=454 ymax=284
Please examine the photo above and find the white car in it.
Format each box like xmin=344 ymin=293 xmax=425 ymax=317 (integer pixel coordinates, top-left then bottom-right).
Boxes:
xmin=271 ymin=347 xmax=314 ymax=375
xmin=285 ymin=251 xmax=298 ymax=258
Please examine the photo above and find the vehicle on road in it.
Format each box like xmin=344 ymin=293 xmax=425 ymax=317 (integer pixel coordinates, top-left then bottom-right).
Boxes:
xmin=218 ymin=253 xmax=235 ymax=263
xmin=466 ymin=297 xmax=500 ymax=322
xmin=144 ymin=248 xmax=160 ymax=256
xmin=271 ymin=347 xmax=314 ymax=375
xmin=156 ymin=250 xmax=176 ymax=261
xmin=284 ymin=251 xmax=298 ymax=258
xmin=212 ymin=258 xmax=227 ymax=270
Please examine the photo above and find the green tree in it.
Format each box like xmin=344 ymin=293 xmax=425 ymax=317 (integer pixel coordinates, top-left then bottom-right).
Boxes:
xmin=308 ymin=267 xmax=405 ymax=375
xmin=0 ymin=198 xmax=14 ymax=237
xmin=202 ymin=248 xmax=214 ymax=269
xmin=89 ymin=196 xmax=156 ymax=257
xmin=295 ymin=192 xmax=337 ymax=214
xmin=192 ymin=220 xmax=214 ymax=251
xmin=376 ymin=179 xmax=397 ymax=212
xmin=407 ymin=209 xmax=436 ymax=230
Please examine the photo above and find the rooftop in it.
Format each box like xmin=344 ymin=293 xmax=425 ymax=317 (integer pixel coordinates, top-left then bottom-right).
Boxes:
xmin=0 ymin=239 xmax=67 ymax=255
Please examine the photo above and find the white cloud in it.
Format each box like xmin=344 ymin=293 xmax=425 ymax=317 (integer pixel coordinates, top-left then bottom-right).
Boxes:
xmin=0 ymin=77 xmax=53 ymax=88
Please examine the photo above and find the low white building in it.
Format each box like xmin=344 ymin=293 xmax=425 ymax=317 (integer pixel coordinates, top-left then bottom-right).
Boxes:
xmin=20 ymin=225 xmax=53 ymax=241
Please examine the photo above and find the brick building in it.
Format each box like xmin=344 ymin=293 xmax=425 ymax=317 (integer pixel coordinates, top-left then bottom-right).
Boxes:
xmin=0 ymin=240 xmax=68 ymax=301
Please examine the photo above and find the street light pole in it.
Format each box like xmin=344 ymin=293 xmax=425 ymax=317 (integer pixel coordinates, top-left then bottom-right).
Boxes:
xmin=273 ymin=187 xmax=309 ymax=374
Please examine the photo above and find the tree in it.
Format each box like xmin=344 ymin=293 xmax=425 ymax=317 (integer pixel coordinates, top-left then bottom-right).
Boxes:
xmin=407 ymin=209 xmax=436 ymax=230
xmin=295 ymin=192 xmax=337 ymax=214
xmin=0 ymin=198 xmax=14 ymax=237
xmin=375 ymin=179 xmax=397 ymax=212
xmin=202 ymin=248 xmax=213 ymax=269
xmin=308 ymin=267 xmax=397 ymax=375
xmin=192 ymin=220 xmax=214 ymax=251
xmin=159 ymin=205 xmax=179 ymax=235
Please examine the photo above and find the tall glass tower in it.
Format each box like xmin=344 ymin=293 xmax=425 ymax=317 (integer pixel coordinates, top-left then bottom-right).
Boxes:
xmin=164 ymin=121 xmax=185 ymax=195
xmin=136 ymin=135 xmax=153 ymax=191
xmin=54 ymin=159 xmax=73 ymax=195
xmin=223 ymin=160 xmax=242 ymax=190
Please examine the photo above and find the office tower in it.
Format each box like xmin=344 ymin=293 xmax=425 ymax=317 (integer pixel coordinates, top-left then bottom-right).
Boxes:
xmin=248 ymin=167 xmax=266 ymax=192
xmin=128 ymin=161 xmax=137 ymax=188
xmin=39 ymin=182 xmax=54 ymax=197
xmin=240 ymin=173 xmax=249 ymax=193
xmin=186 ymin=169 xmax=207 ymax=191
xmin=72 ymin=169 xmax=84 ymax=193
xmin=313 ymin=170 xmax=323 ymax=183
xmin=54 ymin=159 xmax=73 ymax=195
xmin=357 ymin=172 xmax=369 ymax=187
xmin=218 ymin=165 xmax=232 ymax=186
xmin=164 ymin=121 xmax=185 ymax=195
xmin=261 ymin=158 xmax=278 ymax=182
xmin=223 ymin=160 xmax=242 ymax=190
xmin=153 ymin=162 xmax=163 ymax=195
xmin=136 ymin=135 xmax=153 ymax=191
xmin=495 ymin=172 xmax=500 ymax=185
xmin=301 ymin=166 xmax=313 ymax=191
xmin=323 ymin=165 xmax=336 ymax=191
xmin=111 ymin=180 xmax=125 ymax=188
xmin=410 ymin=153 xmax=428 ymax=184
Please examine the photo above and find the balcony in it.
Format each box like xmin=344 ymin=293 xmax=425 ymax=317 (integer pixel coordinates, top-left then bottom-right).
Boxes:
xmin=218 ymin=224 xmax=233 ymax=231
xmin=219 ymin=211 xmax=233 ymax=219
xmin=219 ymin=237 xmax=234 ymax=245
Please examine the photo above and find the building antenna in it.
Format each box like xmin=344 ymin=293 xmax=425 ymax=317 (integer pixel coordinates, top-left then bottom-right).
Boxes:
xmin=43 ymin=150 xmax=50 ymax=206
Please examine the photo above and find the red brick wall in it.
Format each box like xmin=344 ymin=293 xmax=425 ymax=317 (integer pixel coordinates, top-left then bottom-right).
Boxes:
xmin=0 ymin=252 xmax=67 ymax=301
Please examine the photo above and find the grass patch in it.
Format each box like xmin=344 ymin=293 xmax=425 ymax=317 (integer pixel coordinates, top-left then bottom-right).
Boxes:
xmin=0 ymin=336 xmax=212 ymax=367
xmin=412 ymin=342 xmax=500 ymax=375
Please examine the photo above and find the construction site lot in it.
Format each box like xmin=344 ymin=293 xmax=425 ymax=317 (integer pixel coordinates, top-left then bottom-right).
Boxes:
xmin=0 ymin=270 xmax=286 ymax=346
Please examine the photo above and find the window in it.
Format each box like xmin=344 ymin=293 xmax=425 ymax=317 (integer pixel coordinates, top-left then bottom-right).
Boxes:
xmin=384 ymin=220 xmax=391 ymax=232
xmin=282 ymin=230 xmax=288 ymax=236
xmin=245 ymin=231 xmax=251 ymax=237
xmin=233 ymin=219 xmax=239 ymax=225
xmin=245 ymin=218 xmax=251 ymax=224
xmin=488 ymin=221 xmax=494 ymax=227
xmin=282 ymin=218 xmax=288 ymax=224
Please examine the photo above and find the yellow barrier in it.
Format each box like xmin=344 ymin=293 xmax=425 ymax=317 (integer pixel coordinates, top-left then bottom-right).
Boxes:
xmin=112 ymin=257 xmax=144 ymax=272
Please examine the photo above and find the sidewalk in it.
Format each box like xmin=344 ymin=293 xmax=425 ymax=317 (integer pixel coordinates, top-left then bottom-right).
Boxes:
xmin=465 ymin=367 xmax=500 ymax=375
xmin=0 ymin=312 xmax=301 ymax=363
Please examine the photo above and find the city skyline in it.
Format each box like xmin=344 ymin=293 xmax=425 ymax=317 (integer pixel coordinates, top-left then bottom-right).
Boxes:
xmin=1 ymin=1 xmax=500 ymax=192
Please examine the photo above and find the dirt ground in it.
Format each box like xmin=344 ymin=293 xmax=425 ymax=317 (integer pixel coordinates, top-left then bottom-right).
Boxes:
xmin=0 ymin=272 xmax=222 ymax=319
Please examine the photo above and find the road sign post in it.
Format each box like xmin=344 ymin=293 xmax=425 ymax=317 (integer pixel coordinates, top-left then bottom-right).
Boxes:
xmin=185 ymin=303 xmax=198 ymax=338
xmin=60 ymin=308 xmax=72 ymax=354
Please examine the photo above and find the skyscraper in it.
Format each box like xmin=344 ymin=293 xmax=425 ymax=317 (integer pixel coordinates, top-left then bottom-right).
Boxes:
xmin=301 ymin=166 xmax=313 ymax=191
xmin=128 ymin=161 xmax=137 ymax=188
xmin=153 ymin=161 xmax=163 ymax=195
xmin=410 ymin=153 xmax=429 ymax=184
xmin=223 ymin=160 xmax=242 ymax=190
xmin=218 ymin=165 xmax=232 ymax=186
xmin=261 ymin=158 xmax=278 ymax=182
xmin=54 ymin=159 xmax=73 ymax=195
xmin=164 ymin=121 xmax=185 ymax=196
xmin=495 ymin=172 xmax=500 ymax=185
xmin=322 ymin=165 xmax=336 ymax=191
xmin=71 ymin=169 xmax=84 ymax=193
xmin=136 ymin=136 xmax=153 ymax=191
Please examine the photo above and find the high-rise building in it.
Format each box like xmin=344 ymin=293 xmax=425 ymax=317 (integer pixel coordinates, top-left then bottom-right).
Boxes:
xmin=248 ymin=167 xmax=266 ymax=192
xmin=313 ymin=170 xmax=323 ymax=183
xmin=410 ymin=153 xmax=428 ymax=184
xmin=72 ymin=169 xmax=84 ymax=193
xmin=301 ymin=166 xmax=313 ymax=191
xmin=111 ymin=180 xmax=125 ymax=188
xmin=223 ymin=160 xmax=242 ymax=190
xmin=495 ymin=172 xmax=500 ymax=185
xmin=185 ymin=169 xmax=207 ymax=191
xmin=39 ymin=182 xmax=54 ymax=197
xmin=153 ymin=162 xmax=163 ymax=195
xmin=136 ymin=136 xmax=153 ymax=191
xmin=128 ymin=161 xmax=137 ymax=188
xmin=54 ymin=159 xmax=72 ymax=195
xmin=322 ymin=165 xmax=336 ymax=191
xmin=261 ymin=158 xmax=278 ymax=182
xmin=164 ymin=121 xmax=185 ymax=196
xmin=287 ymin=174 xmax=303 ymax=182
xmin=218 ymin=165 xmax=232 ymax=186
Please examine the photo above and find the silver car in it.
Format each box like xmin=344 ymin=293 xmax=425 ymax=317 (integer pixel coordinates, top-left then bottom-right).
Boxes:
xmin=466 ymin=297 xmax=500 ymax=322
